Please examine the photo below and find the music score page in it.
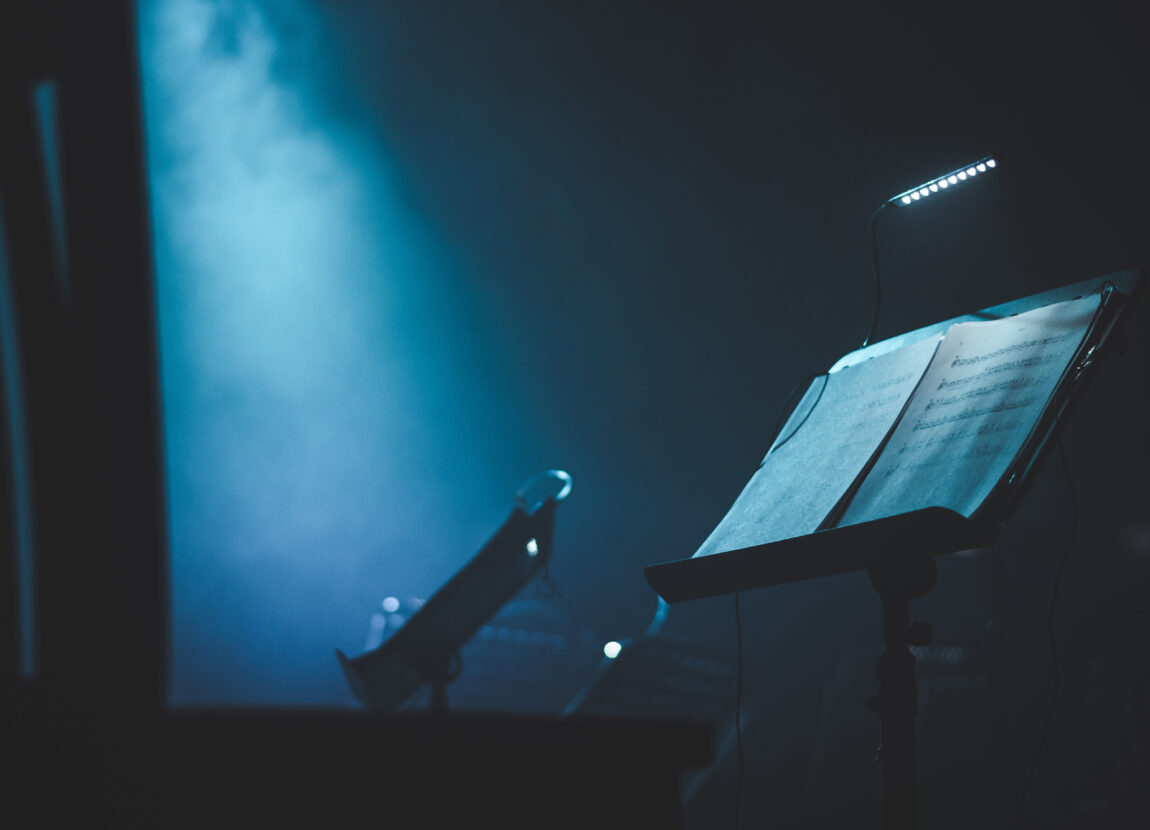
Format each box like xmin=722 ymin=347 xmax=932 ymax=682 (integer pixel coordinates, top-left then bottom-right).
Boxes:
xmin=838 ymin=294 xmax=1102 ymax=526
xmin=692 ymin=335 xmax=940 ymax=556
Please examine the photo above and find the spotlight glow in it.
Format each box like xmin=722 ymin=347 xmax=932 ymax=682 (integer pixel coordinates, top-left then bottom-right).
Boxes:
xmin=901 ymin=195 xmax=912 ymax=204
xmin=382 ymin=596 xmax=400 ymax=613
xmin=929 ymin=183 xmax=939 ymax=192
xmin=919 ymin=188 xmax=930 ymax=197
xmin=911 ymin=191 xmax=920 ymax=200
xmin=141 ymin=0 xmax=530 ymax=705
xmin=986 ymin=158 xmax=997 ymax=168
xmin=938 ymin=179 xmax=948 ymax=188
xmin=948 ymin=175 xmax=958 ymax=184
xmin=958 ymin=171 xmax=967 ymax=180
xmin=977 ymin=163 xmax=987 ymax=172
xmin=966 ymin=167 xmax=977 ymax=176
xmin=603 ymin=641 xmax=622 ymax=659
xmin=526 ymin=538 xmax=539 ymax=557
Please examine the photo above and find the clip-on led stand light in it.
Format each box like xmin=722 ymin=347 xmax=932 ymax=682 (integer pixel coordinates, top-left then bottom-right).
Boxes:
xmin=337 ymin=470 xmax=572 ymax=712
xmin=644 ymin=158 xmax=1143 ymax=830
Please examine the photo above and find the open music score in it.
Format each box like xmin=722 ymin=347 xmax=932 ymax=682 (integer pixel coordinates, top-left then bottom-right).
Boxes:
xmin=692 ymin=288 xmax=1113 ymax=562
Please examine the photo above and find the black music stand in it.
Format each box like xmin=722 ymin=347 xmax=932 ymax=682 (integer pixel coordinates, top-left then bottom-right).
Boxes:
xmin=338 ymin=470 xmax=572 ymax=712
xmin=644 ymin=270 xmax=1144 ymax=829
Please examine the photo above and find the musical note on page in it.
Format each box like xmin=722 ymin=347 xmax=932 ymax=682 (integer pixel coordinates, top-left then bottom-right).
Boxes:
xmin=692 ymin=334 xmax=941 ymax=556
xmin=838 ymin=293 xmax=1103 ymax=525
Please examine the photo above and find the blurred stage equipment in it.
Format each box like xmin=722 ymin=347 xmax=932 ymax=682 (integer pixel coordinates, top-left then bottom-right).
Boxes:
xmin=1 ymin=0 xmax=166 ymax=708
xmin=562 ymin=597 xmax=735 ymax=724
xmin=337 ymin=469 xmax=573 ymax=711
xmin=359 ymin=592 xmax=600 ymax=714
xmin=560 ymin=595 xmax=740 ymax=808
xmin=1070 ymin=648 xmax=1150 ymax=822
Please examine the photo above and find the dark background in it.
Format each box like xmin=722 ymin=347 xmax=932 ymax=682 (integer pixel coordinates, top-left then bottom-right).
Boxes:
xmin=6 ymin=1 xmax=1149 ymax=827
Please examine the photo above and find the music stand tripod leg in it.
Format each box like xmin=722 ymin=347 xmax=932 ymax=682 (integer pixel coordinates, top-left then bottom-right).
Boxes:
xmin=426 ymin=651 xmax=462 ymax=714
xmin=868 ymin=557 xmax=937 ymax=830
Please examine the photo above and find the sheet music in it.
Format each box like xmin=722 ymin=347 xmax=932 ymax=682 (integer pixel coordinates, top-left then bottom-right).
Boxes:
xmin=838 ymin=294 xmax=1102 ymax=526
xmin=693 ymin=334 xmax=941 ymax=557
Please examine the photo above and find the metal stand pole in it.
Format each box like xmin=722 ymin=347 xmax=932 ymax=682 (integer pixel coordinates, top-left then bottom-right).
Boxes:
xmin=868 ymin=558 xmax=937 ymax=830
xmin=426 ymin=652 xmax=460 ymax=714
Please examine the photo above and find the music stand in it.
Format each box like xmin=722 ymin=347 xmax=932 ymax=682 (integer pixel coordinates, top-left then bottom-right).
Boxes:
xmin=337 ymin=470 xmax=572 ymax=712
xmin=644 ymin=270 xmax=1144 ymax=829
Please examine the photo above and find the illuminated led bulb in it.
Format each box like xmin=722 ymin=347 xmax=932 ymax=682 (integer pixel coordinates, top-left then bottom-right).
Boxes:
xmin=604 ymin=641 xmax=622 ymax=659
xmin=890 ymin=155 xmax=997 ymax=206
xmin=526 ymin=538 xmax=539 ymax=556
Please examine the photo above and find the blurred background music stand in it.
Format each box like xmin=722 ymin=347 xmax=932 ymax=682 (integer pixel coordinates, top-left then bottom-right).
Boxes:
xmin=337 ymin=469 xmax=572 ymax=712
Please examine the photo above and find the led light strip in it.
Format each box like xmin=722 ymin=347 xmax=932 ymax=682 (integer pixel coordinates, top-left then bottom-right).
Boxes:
xmin=890 ymin=155 xmax=998 ymax=206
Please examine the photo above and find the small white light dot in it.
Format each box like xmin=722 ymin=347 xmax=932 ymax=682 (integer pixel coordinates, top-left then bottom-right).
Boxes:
xmin=976 ymin=163 xmax=987 ymax=172
xmin=900 ymin=195 xmax=912 ymax=204
xmin=526 ymin=538 xmax=539 ymax=557
xmin=382 ymin=597 xmax=400 ymax=613
xmin=929 ymin=183 xmax=939 ymax=192
xmin=948 ymin=175 xmax=958 ymax=184
xmin=957 ymin=171 xmax=967 ymax=180
xmin=604 ymin=641 xmax=622 ymax=659
xmin=919 ymin=187 xmax=930 ymax=197
xmin=938 ymin=179 xmax=949 ymax=188
xmin=911 ymin=191 xmax=921 ymax=200
xmin=986 ymin=158 xmax=997 ymax=168
xmin=966 ymin=167 xmax=977 ymax=176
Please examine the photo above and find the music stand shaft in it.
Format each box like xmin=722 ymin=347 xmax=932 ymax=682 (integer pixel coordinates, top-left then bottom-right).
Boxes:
xmin=869 ymin=557 xmax=936 ymax=830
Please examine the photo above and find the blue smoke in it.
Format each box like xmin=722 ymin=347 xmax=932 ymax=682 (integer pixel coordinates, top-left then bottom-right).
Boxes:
xmin=140 ymin=0 xmax=527 ymax=705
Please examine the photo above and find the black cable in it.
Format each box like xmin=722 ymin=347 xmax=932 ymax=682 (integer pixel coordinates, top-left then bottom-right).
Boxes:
xmin=766 ymin=372 xmax=828 ymax=456
xmin=1019 ymin=437 xmax=1078 ymax=827
xmin=862 ymin=203 xmax=888 ymax=349
xmin=734 ymin=591 xmax=744 ymax=830
xmin=767 ymin=197 xmax=888 ymax=458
